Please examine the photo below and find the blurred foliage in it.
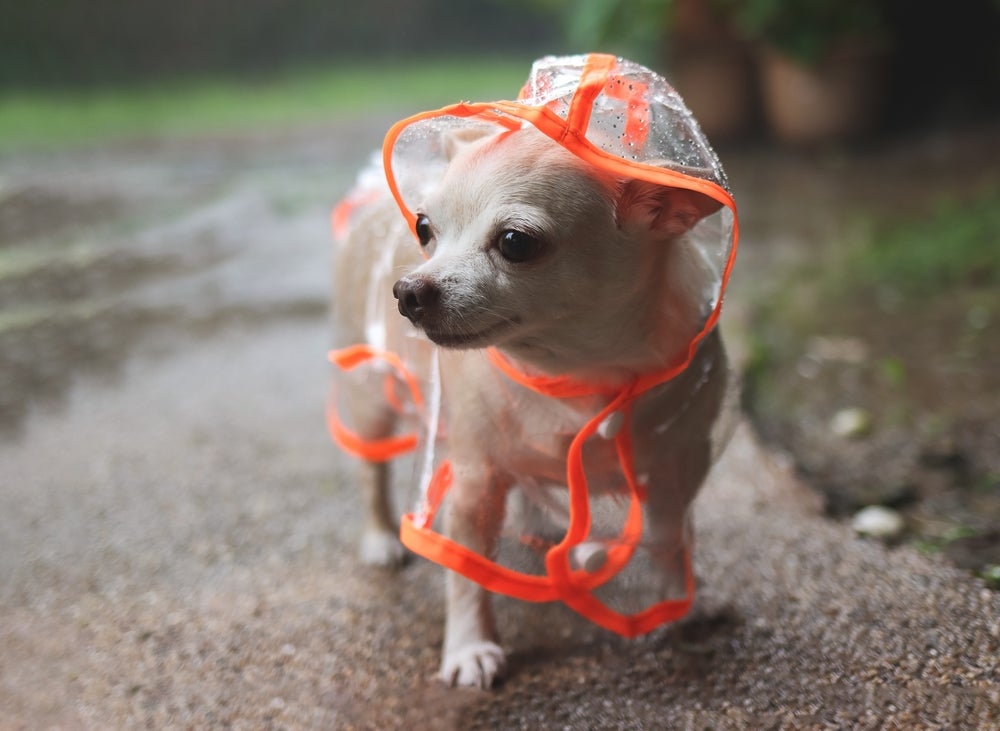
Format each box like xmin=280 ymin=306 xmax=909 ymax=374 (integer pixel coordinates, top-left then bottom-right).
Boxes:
xmin=536 ymin=0 xmax=887 ymax=63
xmin=1 ymin=0 xmax=997 ymax=134
xmin=518 ymin=0 xmax=889 ymax=65
xmin=521 ymin=0 xmax=673 ymax=63
xmin=0 ymin=0 xmax=559 ymax=90
xmin=842 ymin=187 xmax=1000 ymax=299
xmin=717 ymin=0 xmax=887 ymax=64
xmin=515 ymin=0 xmax=1000 ymax=127
xmin=744 ymin=185 xmax=1000 ymax=391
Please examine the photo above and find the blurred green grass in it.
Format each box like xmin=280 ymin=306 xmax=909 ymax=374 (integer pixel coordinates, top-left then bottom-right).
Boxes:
xmin=744 ymin=184 xmax=1000 ymax=398
xmin=756 ymin=185 xmax=1000 ymax=328
xmin=0 ymin=57 xmax=527 ymax=153
xmin=845 ymin=186 xmax=1000 ymax=297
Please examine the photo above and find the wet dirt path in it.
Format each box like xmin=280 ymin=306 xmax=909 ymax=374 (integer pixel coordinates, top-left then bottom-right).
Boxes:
xmin=1 ymin=122 xmax=997 ymax=729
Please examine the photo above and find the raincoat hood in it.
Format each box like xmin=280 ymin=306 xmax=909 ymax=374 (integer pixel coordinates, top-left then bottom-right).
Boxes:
xmin=383 ymin=53 xmax=737 ymax=328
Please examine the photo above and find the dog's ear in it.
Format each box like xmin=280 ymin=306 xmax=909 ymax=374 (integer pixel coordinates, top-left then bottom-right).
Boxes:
xmin=441 ymin=126 xmax=495 ymax=161
xmin=616 ymin=179 xmax=722 ymax=238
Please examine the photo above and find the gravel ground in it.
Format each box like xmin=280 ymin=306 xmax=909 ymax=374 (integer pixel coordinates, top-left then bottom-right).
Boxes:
xmin=1 ymin=122 xmax=997 ymax=730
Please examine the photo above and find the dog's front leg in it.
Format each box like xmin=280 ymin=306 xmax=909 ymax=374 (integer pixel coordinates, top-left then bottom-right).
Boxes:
xmin=644 ymin=443 xmax=710 ymax=598
xmin=440 ymin=466 xmax=507 ymax=688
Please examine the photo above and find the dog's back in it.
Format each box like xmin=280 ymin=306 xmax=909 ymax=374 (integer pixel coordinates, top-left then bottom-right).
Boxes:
xmin=332 ymin=170 xmax=419 ymax=354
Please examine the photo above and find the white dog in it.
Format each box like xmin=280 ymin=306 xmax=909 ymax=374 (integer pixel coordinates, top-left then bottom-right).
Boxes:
xmin=332 ymin=121 xmax=732 ymax=688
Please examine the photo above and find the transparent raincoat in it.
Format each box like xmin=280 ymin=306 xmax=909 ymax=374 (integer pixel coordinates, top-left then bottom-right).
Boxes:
xmin=329 ymin=54 xmax=739 ymax=636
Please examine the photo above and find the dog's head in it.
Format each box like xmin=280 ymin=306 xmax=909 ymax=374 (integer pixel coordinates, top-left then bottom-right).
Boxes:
xmin=392 ymin=126 xmax=721 ymax=383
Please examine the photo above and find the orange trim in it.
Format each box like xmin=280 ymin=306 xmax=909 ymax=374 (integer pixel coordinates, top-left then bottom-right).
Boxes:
xmin=401 ymin=513 xmax=561 ymax=602
xmin=331 ymin=198 xmax=353 ymax=242
xmin=403 ymin=509 xmax=693 ymax=636
xmin=564 ymin=53 xmax=616 ymax=142
xmin=326 ymin=345 xmax=424 ymax=462
xmin=382 ymin=99 xmax=737 ymax=238
xmin=384 ymin=352 xmax=700 ymax=632
xmin=398 ymin=419 xmax=697 ymax=635
xmin=558 ymin=550 xmax=695 ymax=637
xmin=325 ymin=403 xmax=417 ymax=462
xmin=383 ymin=114 xmax=735 ymax=294
xmin=331 ymin=188 xmax=380 ymax=242
xmin=485 ymin=347 xmax=621 ymax=398
xmin=400 ymin=463 xmax=644 ymax=602
xmin=329 ymin=345 xmax=424 ymax=409
xmin=382 ymin=374 xmax=407 ymax=414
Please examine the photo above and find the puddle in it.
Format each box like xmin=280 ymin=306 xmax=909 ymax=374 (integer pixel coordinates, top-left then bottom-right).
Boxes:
xmin=0 ymin=186 xmax=122 ymax=246
xmin=0 ymin=144 xmax=347 ymax=434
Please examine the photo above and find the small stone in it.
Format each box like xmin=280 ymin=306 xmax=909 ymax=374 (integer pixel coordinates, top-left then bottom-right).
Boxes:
xmin=831 ymin=407 xmax=872 ymax=439
xmin=597 ymin=410 xmax=624 ymax=439
xmin=572 ymin=542 xmax=608 ymax=572
xmin=967 ymin=305 xmax=990 ymax=330
xmin=852 ymin=505 xmax=905 ymax=540
xmin=795 ymin=354 xmax=823 ymax=379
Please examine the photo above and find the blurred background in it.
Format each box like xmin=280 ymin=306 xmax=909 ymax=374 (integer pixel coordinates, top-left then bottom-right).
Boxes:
xmin=1 ymin=0 xmax=998 ymax=139
xmin=3 ymin=0 xmax=1000 ymax=643
xmin=1 ymin=2 xmax=999 ymax=724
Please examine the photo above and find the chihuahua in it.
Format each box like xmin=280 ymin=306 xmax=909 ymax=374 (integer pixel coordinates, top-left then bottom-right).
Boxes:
xmin=332 ymin=125 xmax=730 ymax=688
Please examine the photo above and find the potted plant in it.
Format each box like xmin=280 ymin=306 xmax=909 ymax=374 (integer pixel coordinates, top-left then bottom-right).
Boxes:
xmin=666 ymin=0 xmax=755 ymax=142
xmin=723 ymin=0 xmax=890 ymax=145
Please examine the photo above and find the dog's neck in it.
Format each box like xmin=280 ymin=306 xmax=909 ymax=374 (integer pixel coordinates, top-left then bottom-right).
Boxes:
xmin=495 ymin=236 xmax=710 ymax=390
xmin=491 ymin=322 xmax=720 ymax=409
xmin=494 ymin=326 xmax=701 ymax=391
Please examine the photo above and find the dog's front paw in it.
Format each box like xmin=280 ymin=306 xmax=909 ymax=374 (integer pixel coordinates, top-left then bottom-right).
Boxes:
xmin=440 ymin=641 xmax=506 ymax=689
xmin=359 ymin=528 xmax=407 ymax=568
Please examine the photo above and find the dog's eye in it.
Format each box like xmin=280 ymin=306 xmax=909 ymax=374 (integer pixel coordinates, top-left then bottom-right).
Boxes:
xmin=414 ymin=214 xmax=432 ymax=247
xmin=498 ymin=230 xmax=542 ymax=263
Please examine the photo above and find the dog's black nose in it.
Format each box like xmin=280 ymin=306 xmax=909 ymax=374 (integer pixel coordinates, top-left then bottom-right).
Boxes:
xmin=392 ymin=276 xmax=440 ymax=324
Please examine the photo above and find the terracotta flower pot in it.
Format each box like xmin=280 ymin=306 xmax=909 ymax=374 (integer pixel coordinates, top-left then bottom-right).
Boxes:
xmin=666 ymin=0 xmax=755 ymax=143
xmin=759 ymin=41 xmax=885 ymax=146
xmin=671 ymin=43 xmax=755 ymax=143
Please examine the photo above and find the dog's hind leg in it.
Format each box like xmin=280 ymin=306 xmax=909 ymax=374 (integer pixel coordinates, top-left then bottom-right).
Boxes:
xmin=342 ymin=374 xmax=408 ymax=568
xmin=358 ymin=458 xmax=407 ymax=567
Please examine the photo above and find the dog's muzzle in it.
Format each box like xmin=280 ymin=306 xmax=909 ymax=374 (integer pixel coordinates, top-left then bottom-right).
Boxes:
xmin=393 ymin=275 xmax=439 ymax=325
